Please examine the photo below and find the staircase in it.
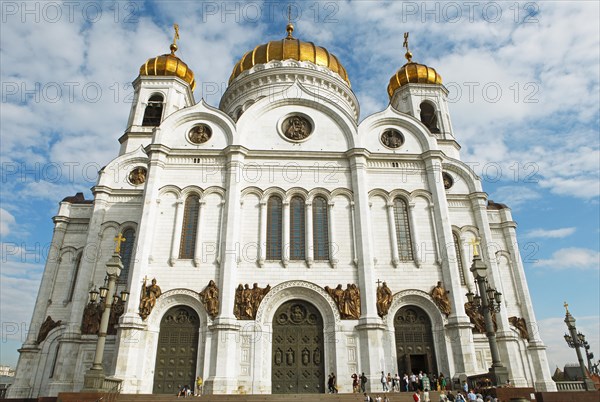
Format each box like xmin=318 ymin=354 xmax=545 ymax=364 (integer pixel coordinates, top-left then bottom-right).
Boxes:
xmin=114 ymin=392 xmax=442 ymax=402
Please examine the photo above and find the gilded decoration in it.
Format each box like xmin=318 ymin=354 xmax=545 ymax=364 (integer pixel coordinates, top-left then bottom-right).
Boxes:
xmin=509 ymin=316 xmax=529 ymax=340
xmin=324 ymin=284 xmax=361 ymax=319
xmin=431 ymin=281 xmax=452 ymax=316
xmin=282 ymin=115 xmax=312 ymax=141
xmin=199 ymin=280 xmax=219 ymax=319
xmin=139 ymin=277 xmax=162 ymax=320
xmin=234 ymin=283 xmax=271 ymax=320
xmin=443 ymin=172 xmax=454 ymax=190
xmin=188 ymin=124 xmax=212 ymax=144
xmin=128 ymin=167 xmax=147 ymax=186
xmin=380 ymin=129 xmax=404 ymax=149
xmin=81 ymin=301 xmax=102 ymax=335
xmin=464 ymin=301 xmax=497 ymax=333
xmin=376 ymin=282 xmax=393 ymax=317
xmin=37 ymin=315 xmax=62 ymax=343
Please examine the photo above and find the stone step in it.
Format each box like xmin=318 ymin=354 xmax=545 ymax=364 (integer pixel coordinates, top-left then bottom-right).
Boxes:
xmin=114 ymin=392 xmax=442 ymax=402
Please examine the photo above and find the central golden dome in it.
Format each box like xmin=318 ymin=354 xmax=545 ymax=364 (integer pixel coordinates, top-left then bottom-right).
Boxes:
xmin=228 ymin=24 xmax=350 ymax=86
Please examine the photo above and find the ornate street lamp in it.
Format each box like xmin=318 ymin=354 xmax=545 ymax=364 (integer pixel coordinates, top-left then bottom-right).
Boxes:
xmin=465 ymin=239 xmax=509 ymax=386
xmin=83 ymin=233 xmax=129 ymax=392
xmin=563 ymin=302 xmax=596 ymax=391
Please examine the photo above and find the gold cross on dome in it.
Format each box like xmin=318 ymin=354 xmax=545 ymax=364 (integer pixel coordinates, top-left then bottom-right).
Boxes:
xmin=403 ymin=32 xmax=413 ymax=63
xmin=468 ymin=237 xmax=480 ymax=257
xmin=173 ymin=23 xmax=180 ymax=46
xmin=564 ymin=301 xmax=569 ymax=313
xmin=114 ymin=233 xmax=126 ymax=253
xmin=376 ymin=279 xmax=383 ymax=287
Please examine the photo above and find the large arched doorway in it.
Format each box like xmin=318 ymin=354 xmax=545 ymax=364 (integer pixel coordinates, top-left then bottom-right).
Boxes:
xmin=394 ymin=305 xmax=437 ymax=375
xmin=272 ymin=300 xmax=325 ymax=394
xmin=153 ymin=306 xmax=200 ymax=394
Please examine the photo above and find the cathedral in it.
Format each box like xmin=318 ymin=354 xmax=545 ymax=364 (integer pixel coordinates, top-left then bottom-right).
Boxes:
xmin=9 ymin=22 xmax=556 ymax=397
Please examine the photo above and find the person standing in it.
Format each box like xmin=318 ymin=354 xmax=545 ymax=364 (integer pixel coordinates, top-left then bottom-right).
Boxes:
xmin=380 ymin=371 xmax=388 ymax=392
xmin=195 ymin=376 xmax=203 ymax=396
xmin=361 ymin=372 xmax=368 ymax=393
xmin=422 ymin=373 xmax=431 ymax=402
xmin=352 ymin=373 xmax=359 ymax=393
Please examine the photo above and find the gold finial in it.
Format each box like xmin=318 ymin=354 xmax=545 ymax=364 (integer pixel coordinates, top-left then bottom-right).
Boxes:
xmin=286 ymin=4 xmax=294 ymax=39
xmin=403 ymin=32 xmax=413 ymax=63
xmin=468 ymin=237 xmax=481 ymax=257
xmin=170 ymin=23 xmax=180 ymax=55
xmin=564 ymin=301 xmax=569 ymax=313
xmin=114 ymin=233 xmax=127 ymax=253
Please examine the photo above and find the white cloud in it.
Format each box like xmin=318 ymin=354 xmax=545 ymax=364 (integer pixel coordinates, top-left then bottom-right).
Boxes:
xmin=525 ymin=227 xmax=576 ymax=239
xmin=490 ymin=185 xmax=541 ymax=209
xmin=535 ymin=248 xmax=600 ymax=270
xmin=0 ymin=208 xmax=16 ymax=237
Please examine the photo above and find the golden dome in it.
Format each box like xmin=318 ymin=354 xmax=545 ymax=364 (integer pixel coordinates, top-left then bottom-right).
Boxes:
xmin=140 ymin=24 xmax=196 ymax=90
xmin=228 ymin=23 xmax=350 ymax=86
xmin=387 ymin=62 xmax=442 ymax=98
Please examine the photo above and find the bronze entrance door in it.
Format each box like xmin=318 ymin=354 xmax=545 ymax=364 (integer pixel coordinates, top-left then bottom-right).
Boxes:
xmin=394 ymin=306 xmax=437 ymax=375
xmin=272 ymin=300 xmax=325 ymax=394
xmin=153 ymin=306 xmax=200 ymax=394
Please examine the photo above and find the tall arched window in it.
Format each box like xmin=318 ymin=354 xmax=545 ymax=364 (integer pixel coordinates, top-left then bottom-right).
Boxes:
xmin=453 ymin=232 xmax=466 ymax=285
xmin=142 ymin=94 xmax=164 ymax=126
xmin=420 ymin=102 xmax=440 ymax=133
xmin=119 ymin=228 xmax=136 ymax=286
xmin=266 ymin=196 xmax=283 ymax=260
xmin=393 ymin=197 xmax=413 ymax=261
xmin=66 ymin=252 xmax=82 ymax=302
xmin=179 ymin=195 xmax=200 ymax=259
xmin=289 ymin=196 xmax=306 ymax=260
xmin=312 ymin=196 xmax=329 ymax=260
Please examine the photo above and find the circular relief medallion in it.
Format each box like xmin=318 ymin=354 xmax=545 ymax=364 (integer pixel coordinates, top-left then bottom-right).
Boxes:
xmin=381 ymin=129 xmax=404 ymax=149
xmin=442 ymin=172 xmax=454 ymax=190
xmin=188 ymin=124 xmax=212 ymax=144
xmin=282 ymin=115 xmax=312 ymax=141
xmin=128 ymin=166 xmax=147 ymax=185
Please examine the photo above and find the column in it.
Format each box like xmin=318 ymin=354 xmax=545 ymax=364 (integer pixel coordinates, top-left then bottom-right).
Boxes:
xmin=386 ymin=202 xmax=400 ymax=267
xmin=169 ymin=198 xmax=184 ymax=266
xmin=350 ymin=201 xmax=358 ymax=266
xmin=258 ymin=201 xmax=267 ymax=267
xmin=468 ymin=192 xmax=524 ymax=385
xmin=428 ymin=205 xmax=442 ymax=266
xmin=347 ymin=150 xmax=386 ymax=392
xmin=207 ymin=147 xmax=245 ymax=394
xmin=114 ymin=142 xmax=168 ymax=392
xmin=305 ymin=201 xmax=314 ymax=267
xmin=499 ymin=210 xmax=556 ymax=391
xmin=423 ymin=153 xmax=477 ymax=378
xmin=327 ymin=201 xmax=337 ymax=268
xmin=408 ymin=202 xmax=422 ymax=267
xmin=193 ymin=200 xmax=205 ymax=267
xmin=282 ymin=200 xmax=290 ymax=267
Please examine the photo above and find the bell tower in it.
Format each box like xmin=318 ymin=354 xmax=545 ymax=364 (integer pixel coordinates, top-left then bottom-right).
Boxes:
xmin=387 ymin=33 xmax=456 ymax=145
xmin=120 ymin=24 xmax=196 ymax=155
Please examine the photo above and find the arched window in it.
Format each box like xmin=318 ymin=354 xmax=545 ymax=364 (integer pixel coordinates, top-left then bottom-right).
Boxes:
xmin=453 ymin=232 xmax=466 ymax=285
xmin=393 ymin=198 xmax=413 ymax=261
xmin=142 ymin=94 xmax=164 ymax=126
xmin=312 ymin=196 xmax=329 ymax=260
xmin=266 ymin=196 xmax=283 ymax=260
xmin=119 ymin=228 xmax=136 ymax=286
xmin=289 ymin=196 xmax=305 ymax=260
xmin=66 ymin=252 xmax=82 ymax=302
xmin=420 ymin=102 xmax=440 ymax=133
xmin=179 ymin=195 xmax=200 ymax=259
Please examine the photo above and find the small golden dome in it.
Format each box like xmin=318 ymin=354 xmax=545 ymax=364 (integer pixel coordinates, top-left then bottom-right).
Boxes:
xmin=139 ymin=52 xmax=196 ymax=90
xmin=228 ymin=28 xmax=350 ymax=86
xmin=139 ymin=25 xmax=196 ymax=90
xmin=387 ymin=62 xmax=442 ymax=98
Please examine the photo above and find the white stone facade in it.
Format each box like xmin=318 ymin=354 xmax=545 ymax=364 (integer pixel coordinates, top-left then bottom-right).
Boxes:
xmin=9 ymin=39 xmax=556 ymax=397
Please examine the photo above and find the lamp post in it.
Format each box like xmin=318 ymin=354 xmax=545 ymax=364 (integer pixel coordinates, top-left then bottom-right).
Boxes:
xmin=83 ymin=234 xmax=129 ymax=391
xmin=465 ymin=240 xmax=509 ymax=386
xmin=563 ymin=302 xmax=596 ymax=391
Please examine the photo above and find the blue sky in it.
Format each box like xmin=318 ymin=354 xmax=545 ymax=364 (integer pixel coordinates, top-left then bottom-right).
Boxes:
xmin=1 ymin=1 xmax=598 ymax=372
